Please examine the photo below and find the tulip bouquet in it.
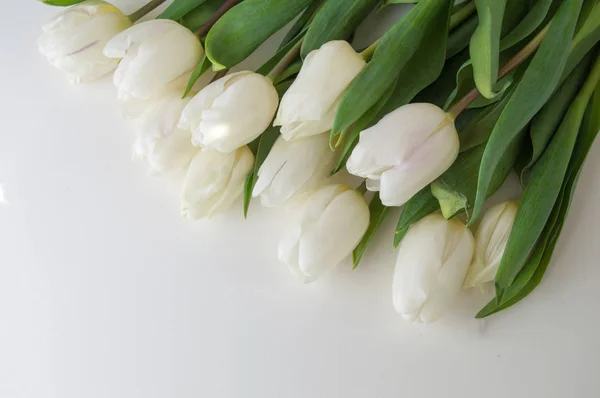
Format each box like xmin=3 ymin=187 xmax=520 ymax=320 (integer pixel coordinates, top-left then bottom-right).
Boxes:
xmin=38 ymin=0 xmax=600 ymax=323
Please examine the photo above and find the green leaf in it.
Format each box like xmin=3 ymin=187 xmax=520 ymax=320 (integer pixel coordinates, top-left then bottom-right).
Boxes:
xmin=494 ymin=52 xmax=600 ymax=296
xmin=381 ymin=0 xmax=420 ymax=6
xmin=499 ymin=0 xmax=554 ymax=51
xmin=279 ymin=0 xmax=324 ymax=50
xmin=38 ymin=0 xmax=85 ymax=5
xmin=242 ymin=126 xmax=280 ymax=218
xmin=431 ymin=180 xmax=468 ymax=219
xmin=393 ymin=188 xmax=439 ymax=248
xmin=182 ymin=55 xmax=212 ymax=98
xmin=469 ymin=0 xmax=507 ymax=99
xmin=447 ymin=14 xmax=479 ymax=59
xmin=563 ymin=2 xmax=600 ymax=79
xmin=471 ymin=0 xmax=583 ymax=226
xmin=301 ymin=0 xmax=380 ymax=59
xmin=477 ymin=78 xmax=600 ymax=317
xmin=518 ymin=53 xmax=592 ymax=184
xmin=273 ymin=59 xmax=303 ymax=85
xmin=256 ymin=29 xmax=307 ymax=77
xmin=158 ymin=0 xmax=208 ymax=21
xmin=332 ymin=0 xmax=453 ymax=139
xmin=205 ymin=0 xmax=313 ymax=70
xmin=352 ymin=194 xmax=390 ymax=268
xmin=179 ymin=0 xmax=223 ymax=31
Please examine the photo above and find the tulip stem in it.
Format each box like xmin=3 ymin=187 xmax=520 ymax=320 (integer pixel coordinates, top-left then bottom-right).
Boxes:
xmin=195 ymin=0 xmax=242 ymax=38
xmin=267 ymin=38 xmax=304 ymax=82
xmin=360 ymin=40 xmax=379 ymax=61
xmin=128 ymin=0 xmax=167 ymax=23
xmin=450 ymin=1 xmax=476 ymax=30
xmin=447 ymin=23 xmax=551 ymax=119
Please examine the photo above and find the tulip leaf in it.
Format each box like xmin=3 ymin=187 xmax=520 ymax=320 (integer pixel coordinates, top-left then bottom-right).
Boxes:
xmin=499 ymin=0 xmax=554 ymax=51
xmin=447 ymin=14 xmax=479 ymax=59
xmin=331 ymin=0 xmax=453 ymax=139
xmin=38 ymin=0 xmax=86 ymax=5
xmin=242 ymin=126 xmax=280 ymax=218
xmin=470 ymin=0 xmax=583 ymax=226
xmin=279 ymin=0 xmax=324 ymax=50
xmin=562 ymin=2 xmax=600 ymax=80
xmin=517 ymin=54 xmax=591 ymax=184
xmin=179 ymin=0 xmax=223 ymax=31
xmin=205 ymin=0 xmax=313 ymax=70
xmin=477 ymin=79 xmax=600 ymax=318
xmin=494 ymin=53 xmax=600 ymax=296
xmin=256 ymin=29 xmax=307 ymax=77
xmin=352 ymin=194 xmax=390 ymax=268
xmin=469 ymin=0 xmax=507 ymax=99
xmin=158 ymin=0 xmax=209 ymax=21
xmin=393 ymin=188 xmax=439 ymax=248
xmin=183 ymin=55 xmax=212 ymax=98
xmin=301 ymin=0 xmax=380 ymax=58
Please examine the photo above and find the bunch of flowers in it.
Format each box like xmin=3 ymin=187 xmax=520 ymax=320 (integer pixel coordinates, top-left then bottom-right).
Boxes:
xmin=38 ymin=0 xmax=600 ymax=323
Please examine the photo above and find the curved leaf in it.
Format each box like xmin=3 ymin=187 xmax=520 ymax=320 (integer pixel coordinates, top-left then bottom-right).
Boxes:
xmin=353 ymin=194 xmax=390 ymax=268
xmin=179 ymin=0 xmax=223 ymax=31
xmin=205 ymin=0 xmax=313 ymax=70
xmin=301 ymin=0 xmax=379 ymax=58
xmin=470 ymin=0 xmax=583 ymax=226
xmin=469 ymin=0 xmax=507 ymax=99
xmin=279 ymin=0 xmax=323 ymax=50
xmin=499 ymin=0 xmax=554 ymax=51
xmin=494 ymin=53 xmax=600 ymax=296
xmin=393 ymin=188 xmax=438 ymax=248
xmin=447 ymin=14 xmax=478 ymax=59
xmin=39 ymin=0 xmax=86 ymax=5
xmin=158 ymin=0 xmax=208 ymax=21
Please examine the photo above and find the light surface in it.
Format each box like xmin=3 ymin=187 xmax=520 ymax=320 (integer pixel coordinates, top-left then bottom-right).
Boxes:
xmin=1 ymin=2 xmax=600 ymax=398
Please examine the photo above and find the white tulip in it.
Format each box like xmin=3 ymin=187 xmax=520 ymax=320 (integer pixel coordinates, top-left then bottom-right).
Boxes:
xmin=38 ymin=1 xmax=132 ymax=83
xmin=103 ymin=20 xmax=203 ymax=118
xmin=393 ymin=214 xmax=474 ymax=323
xmin=278 ymin=184 xmax=369 ymax=283
xmin=181 ymin=147 xmax=254 ymax=220
xmin=179 ymin=71 xmax=279 ymax=153
xmin=133 ymin=91 xmax=198 ymax=174
xmin=346 ymin=103 xmax=459 ymax=207
xmin=252 ymin=133 xmax=335 ymax=207
xmin=463 ymin=201 xmax=519 ymax=288
xmin=274 ymin=40 xmax=366 ymax=141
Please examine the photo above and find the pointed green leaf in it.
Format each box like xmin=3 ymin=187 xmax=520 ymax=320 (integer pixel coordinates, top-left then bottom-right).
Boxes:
xmin=394 ymin=188 xmax=439 ymax=248
xmin=279 ymin=0 xmax=324 ymax=50
xmin=332 ymin=0 xmax=453 ymax=138
xmin=183 ymin=55 xmax=212 ymax=98
xmin=256 ymin=28 xmax=307 ymax=77
xmin=494 ymin=53 xmax=600 ymax=294
xmin=499 ymin=0 xmax=554 ymax=51
xmin=38 ymin=0 xmax=86 ymax=5
xmin=178 ymin=0 xmax=223 ymax=31
xmin=563 ymin=2 xmax=600 ymax=79
xmin=158 ymin=0 xmax=208 ymax=21
xmin=301 ymin=0 xmax=379 ymax=58
xmin=205 ymin=0 xmax=313 ymax=70
xmin=447 ymin=14 xmax=479 ymax=59
xmin=471 ymin=0 xmax=583 ymax=226
xmin=469 ymin=0 xmax=507 ymax=99
xmin=352 ymin=194 xmax=390 ymax=268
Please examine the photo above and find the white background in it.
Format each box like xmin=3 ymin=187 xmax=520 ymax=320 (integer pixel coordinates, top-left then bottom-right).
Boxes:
xmin=1 ymin=1 xmax=600 ymax=397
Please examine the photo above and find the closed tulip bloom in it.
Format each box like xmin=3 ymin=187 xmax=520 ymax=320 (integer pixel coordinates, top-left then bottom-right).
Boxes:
xmin=252 ymin=134 xmax=335 ymax=207
xmin=393 ymin=214 xmax=474 ymax=323
xmin=179 ymin=71 xmax=279 ymax=153
xmin=463 ymin=201 xmax=519 ymax=288
xmin=278 ymin=184 xmax=369 ymax=283
xmin=103 ymin=20 xmax=203 ymax=118
xmin=133 ymin=92 xmax=198 ymax=174
xmin=38 ymin=1 xmax=132 ymax=83
xmin=274 ymin=41 xmax=366 ymax=141
xmin=181 ymin=147 xmax=254 ymax=220
xmin=346 ymin=103 xmax=459 ymax=207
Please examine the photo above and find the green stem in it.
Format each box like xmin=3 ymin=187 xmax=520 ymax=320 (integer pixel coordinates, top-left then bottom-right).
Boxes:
xmin=128 ymin=0 xmax=167 ymax=23
xmin=447 ymin=23 xmax=551 ymax=119
xmin=359 ymin=39 xmax=379 ymax=61
xmin=450 ymin=1 xmax=476 ymax=30
xmin=195 ymin=0 xmax=242 ymax=38
xmin=266 ymin=38 xmax=304 ymax=82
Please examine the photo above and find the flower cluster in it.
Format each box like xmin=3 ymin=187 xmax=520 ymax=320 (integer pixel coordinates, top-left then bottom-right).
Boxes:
xmin=38 ymin=0 xmax=600 ymax=323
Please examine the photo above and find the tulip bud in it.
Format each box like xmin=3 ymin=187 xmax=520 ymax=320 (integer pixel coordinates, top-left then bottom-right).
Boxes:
xmin=133 ymin=91 xmax=198 ymax=174
xmin=252 ymin=133 xmax=335 ymax=207
xmin=103 ymin=20 xmax=203 ymax=118
xmin=346 ymin=103 xmax=459 ymax=207
xmin=273 ymin=41 xmax=366 ymax=141
xmin=179 ymin=71 xmax=279 ymax=153
xmin=463 ymin=201 xmax=519 ymax=288
xmin=278 ymin=184 xmax=370 ymax=283
xmin=393 ymin=214 xmax=474 ymax=323
xmin=38 ymin=1 xmax=132 ymax=84
xmin=181 ymin=147 xmax=254 ymax=220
